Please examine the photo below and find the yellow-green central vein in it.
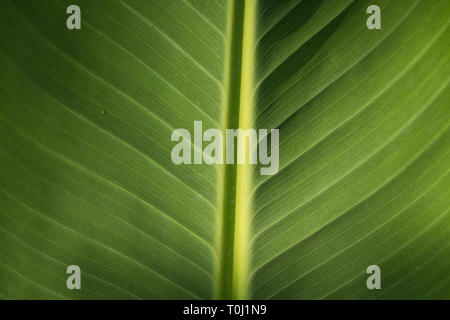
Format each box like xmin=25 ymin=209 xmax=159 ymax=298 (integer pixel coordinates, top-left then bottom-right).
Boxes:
xmin=216 ymin=0 xmax=256 ymax=300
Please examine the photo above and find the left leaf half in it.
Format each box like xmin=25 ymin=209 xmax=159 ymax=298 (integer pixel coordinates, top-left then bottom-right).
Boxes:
xmin=0 ymin=0 xmax=228 ymax=299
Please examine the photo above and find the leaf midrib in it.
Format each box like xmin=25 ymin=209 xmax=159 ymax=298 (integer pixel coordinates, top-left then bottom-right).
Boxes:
xmin=216 ymin=0 xmax=255 ymax=299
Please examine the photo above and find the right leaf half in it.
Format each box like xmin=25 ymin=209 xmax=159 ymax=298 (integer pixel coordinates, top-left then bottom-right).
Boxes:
xmin=249 ymin=0 xmax=450 ymax=299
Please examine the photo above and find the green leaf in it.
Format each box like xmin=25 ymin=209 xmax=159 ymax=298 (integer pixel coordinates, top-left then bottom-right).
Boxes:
xmin=0 ymin=0 xmax=448 ymax=300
